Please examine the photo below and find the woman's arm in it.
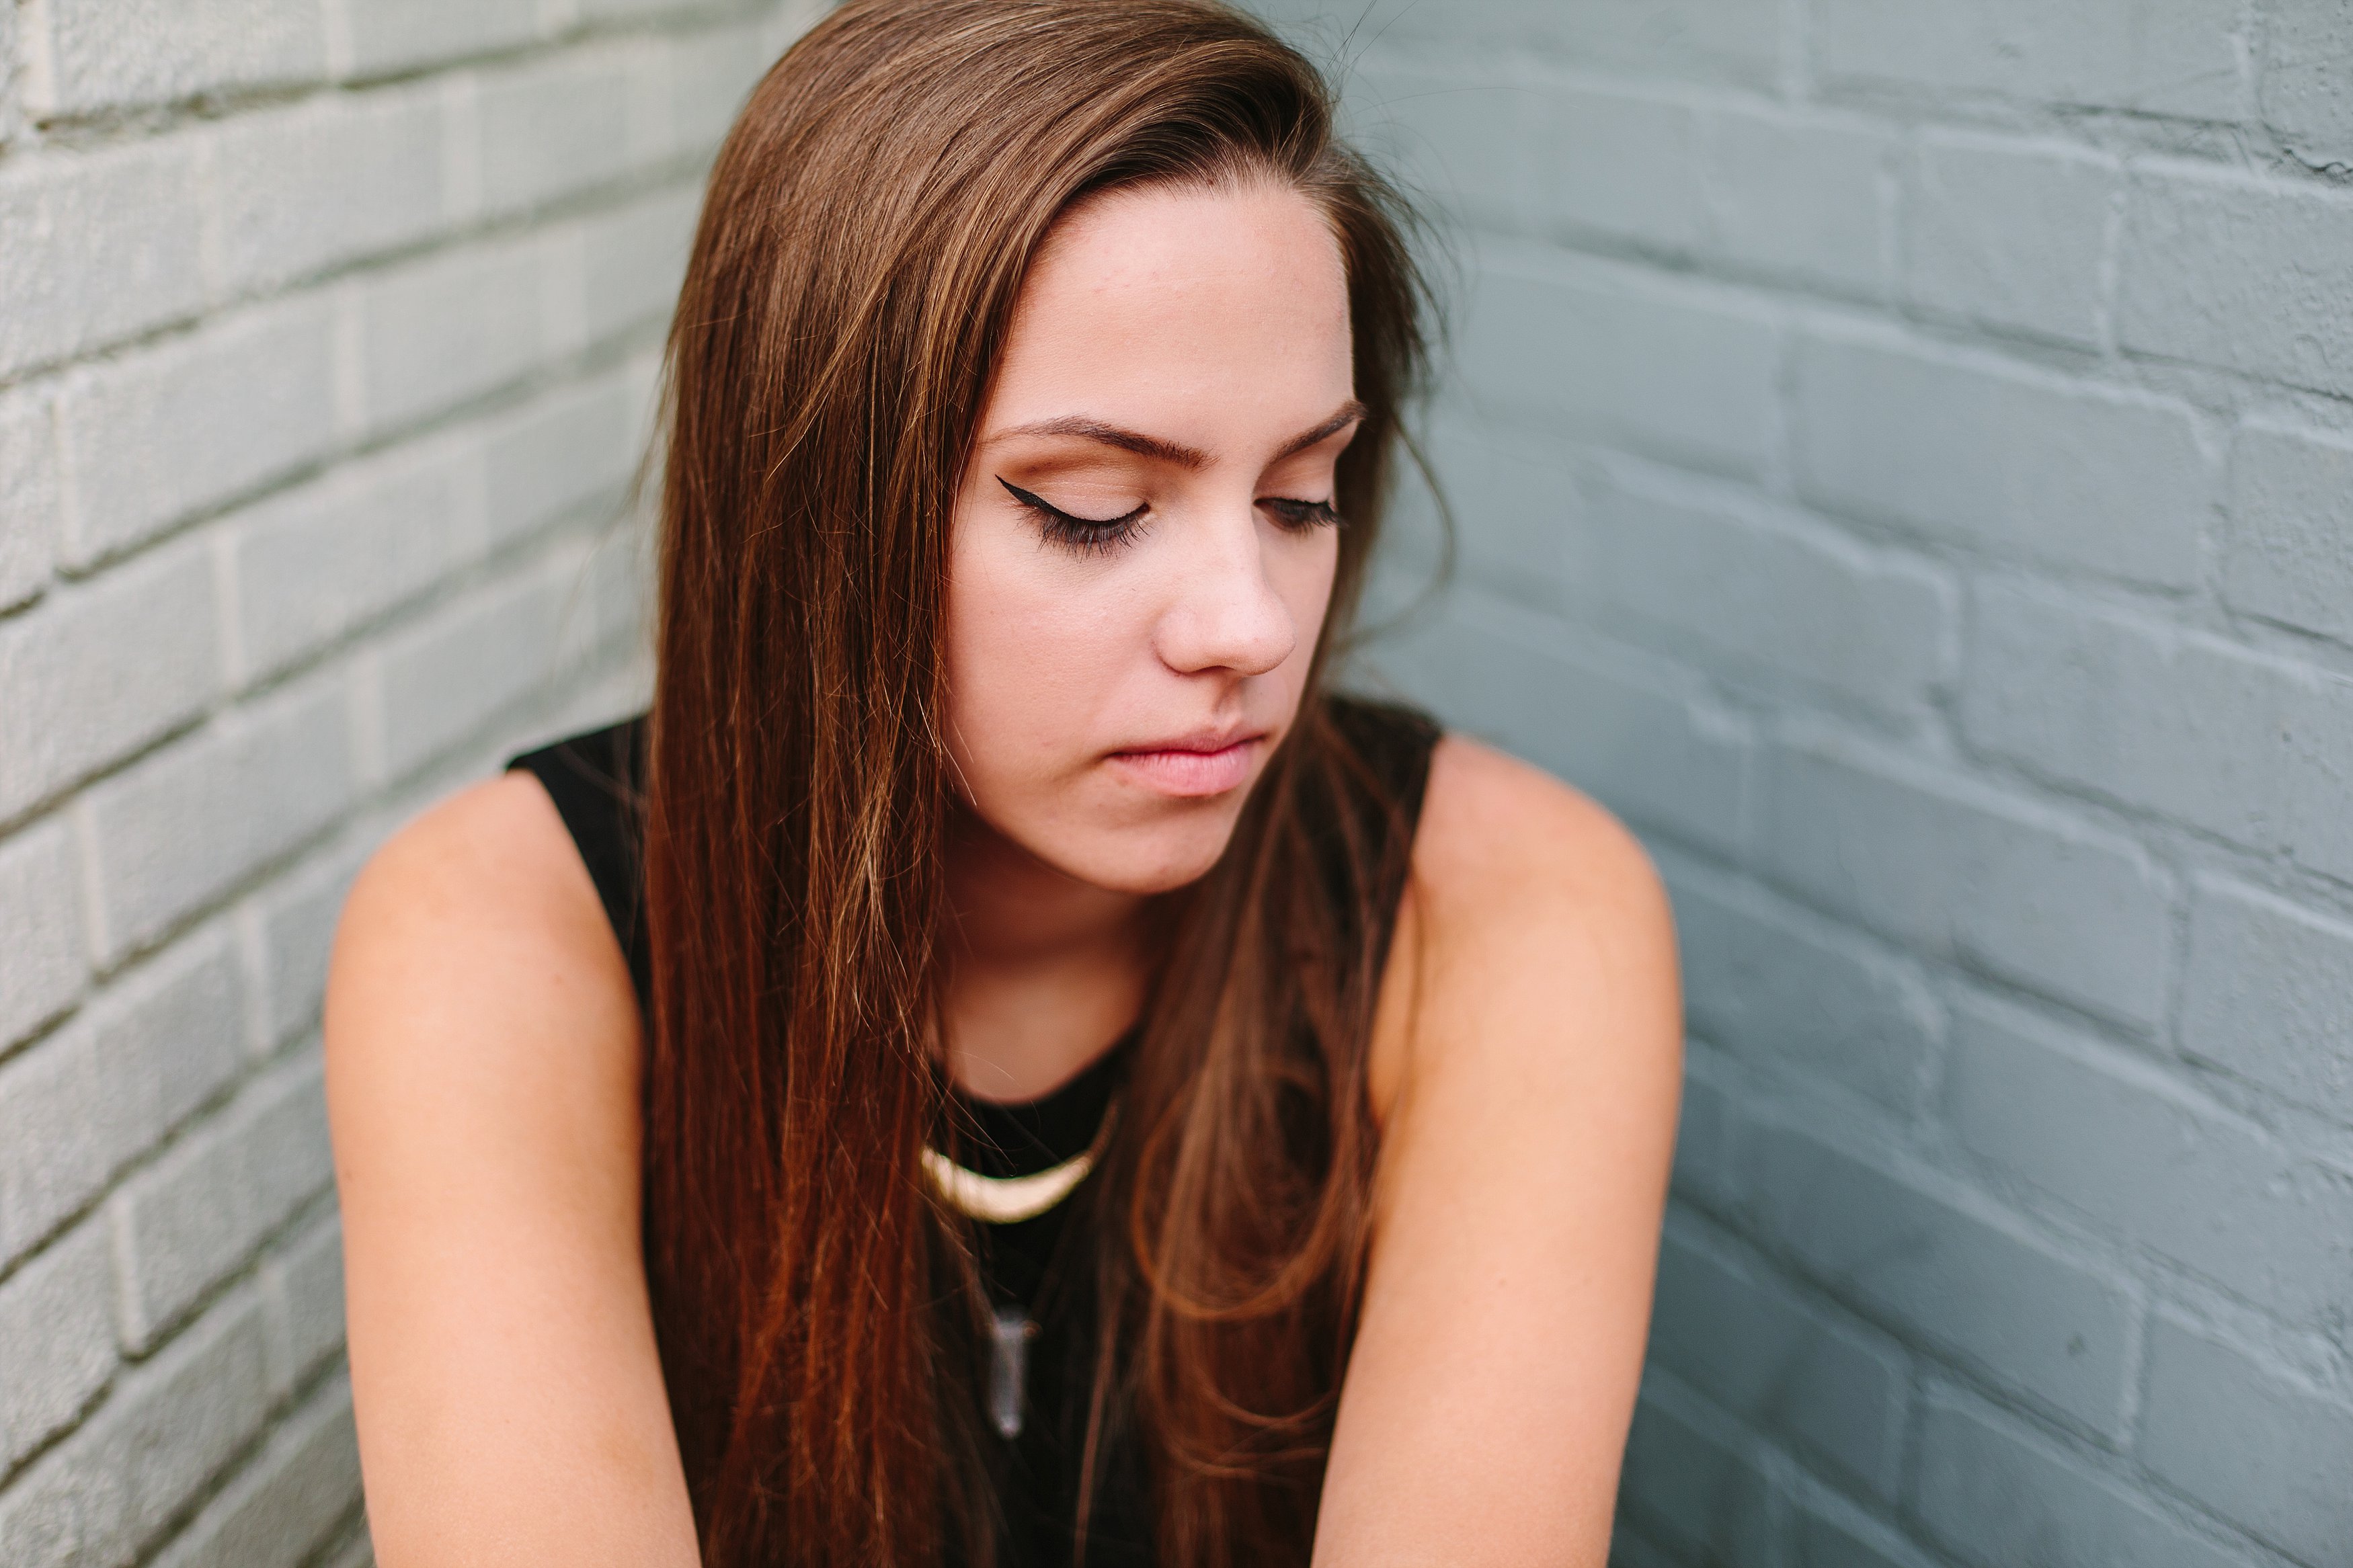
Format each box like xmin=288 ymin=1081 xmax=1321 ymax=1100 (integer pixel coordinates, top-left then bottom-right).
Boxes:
xmin=1322 ymin=737 xmax=1683 ymax=1565
xmin=323 ymin=774 xmax=699 ymax=1568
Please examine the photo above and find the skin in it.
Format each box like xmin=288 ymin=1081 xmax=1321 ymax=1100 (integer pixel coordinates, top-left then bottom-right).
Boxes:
xmin=325 ymin=181 xmax=1680 ymax=1567
xmin=937 ymin=179 xmax=1349 ymax=1100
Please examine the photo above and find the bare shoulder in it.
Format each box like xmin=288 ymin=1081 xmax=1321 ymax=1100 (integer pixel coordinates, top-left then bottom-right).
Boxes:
xmin=327 ymin=777 xmax=691 ymax=1563
xmin=1326 ymin=739 xmax=1682 ymax=1561
xmin=1408 ymin=735 xmax=1679 ymax=1046
xmin=1369 ymin=733 xmax=1679 ymax=1117
xmin=336 ymin=770 xmax=612 ymax=977
xmin=325 ymin=766 xmax=642 ymax=1205
xmin=329 ymin=771 xmax=637 ymax=1073
xmin=1413 ymin=733 xmax=1671 ymax=938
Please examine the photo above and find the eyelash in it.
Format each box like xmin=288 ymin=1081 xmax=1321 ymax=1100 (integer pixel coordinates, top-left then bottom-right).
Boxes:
xmin=1259 ymin=496 xmax=1344 ymax=532
xmin=997 ymin=478 xmax=1344 ymax=556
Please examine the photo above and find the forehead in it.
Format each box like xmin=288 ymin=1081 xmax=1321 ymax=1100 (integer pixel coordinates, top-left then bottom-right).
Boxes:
xmin=983 ymin=181 xmax=1354 ymax=438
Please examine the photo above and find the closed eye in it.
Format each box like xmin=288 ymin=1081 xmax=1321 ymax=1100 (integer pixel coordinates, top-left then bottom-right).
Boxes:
xmin=1259 ymin=496 xmax=1343 ymax=532
xmin=998 ymin=477 xmax=1149 ymax=556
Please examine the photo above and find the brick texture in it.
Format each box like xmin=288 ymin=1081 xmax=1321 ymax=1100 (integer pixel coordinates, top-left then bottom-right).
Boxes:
xmin=27 ymin=0 xmax=327 ymax=116
xmin=0 ymin=3 xmax=821 ymax=1561
xmin=1252 ymin=0 xmax=2353 ymax=1561
xmin=7 ymin=0 xmax=2349 ymax=1562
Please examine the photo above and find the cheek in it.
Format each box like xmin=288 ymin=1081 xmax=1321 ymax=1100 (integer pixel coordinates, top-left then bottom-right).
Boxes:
xmin=943 ymin=526 xmax=1128 ymax=787
xmin=1276 ymin=528 xmax=1343 ymax=663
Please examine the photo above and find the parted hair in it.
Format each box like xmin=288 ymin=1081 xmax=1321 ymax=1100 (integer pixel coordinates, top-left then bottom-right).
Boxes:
xmin=641 ymin=2 xmax=1431 ymax=1563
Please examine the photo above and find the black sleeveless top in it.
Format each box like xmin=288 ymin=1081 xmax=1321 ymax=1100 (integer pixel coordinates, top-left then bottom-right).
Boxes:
xmin=510 ymin=694 xmax=1440 ymax=1567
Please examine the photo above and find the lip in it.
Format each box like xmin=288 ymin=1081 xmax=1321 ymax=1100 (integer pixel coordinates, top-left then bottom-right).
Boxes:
xmin=1105 ymin=727 xmax=1267 ymax=798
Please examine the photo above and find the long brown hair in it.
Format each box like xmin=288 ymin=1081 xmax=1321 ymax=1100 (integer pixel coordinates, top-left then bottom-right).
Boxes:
xmin=641 ymin=3 xmax=1430 ymax=1563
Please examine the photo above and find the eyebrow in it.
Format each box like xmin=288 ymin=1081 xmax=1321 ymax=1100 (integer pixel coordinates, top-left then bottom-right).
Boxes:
xmin=989 ymin=399 xmax=1369 ymax=470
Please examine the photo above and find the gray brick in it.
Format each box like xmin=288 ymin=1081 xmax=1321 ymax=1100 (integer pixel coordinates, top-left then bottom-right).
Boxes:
xmin=325 ymin=1527 xmax=376 ymax=1568
xmin=1917 ymin=1386 xmax=2247 ymax=1568
xmin=2120 ymin=167 xmax=2353 ymax=398
xmin=1812 ymin=0 xmax=2241 ymax=119
xmin=2260 ymin=0 xmax=2353 ymax=170
xmin=1907 ymin=134 xmax=2118 ymax=347
xmin=0 ymin=2 xmax=17 ymax=144
xmin=153 ymin=1376 xmax=358 ymax=1568
xmin=1650 ymin=1215 xmax=1909 ymax=1499
xmin=342 ymin=0 xmax=543 ymax=78
xmin=540 ymin=645 xmax=655 ymax=739
xmin=259 ymin=1215 xmax=344 ymax=1399
xmin=1792 ymin=332 xmax=2209 ymax=587
xmin=1704 ymin=111 xmax=1892 ymax=296
xmin=0 ymin=539 xmax=218 ymax=823
xmin=2140 ymin=1319 xmax=2353 ymax=1563
xmin=206 ymin=85 xmax=449 ymax=296
xmin=1347 ymin=62 xmax=1531 ymax=237
xmin=1590 ymin=477 xmax=1949 ymax=720
xmin=1794 ymin=1493 xmax=1941 ymax=1568
xmin=357 ymin=237 xmax=549 ymax=435
xmin=1760 ymin=739 xmax=2172 ymax=1030
xmin=580 ymin=184 xmax=699 ymax=344
xmin=621 ymin=349 xmax=663 ymax=460
xmin=1961 ymin=581 xmax=2353 ymax=884
xmin=0 ymin=141 xmax=208 ymax=382
xmin=662 ymin=17 xmax=777 ymax=159
xmin=1533 ymin=85 xmax=1702 ymax=252
xmin=1607 ymin=1524 xmax=1681 ymax=1568
xmin=1671 ymin=1059 xmax=1739 ymax=1215
xmin=250 ymin=848 xmax=366 ymax=1055
xmin=225 ymin=439 xmax=485 ymax=686
xmin=28 ymin=0 xmax=325 ymax=115
xmin=0 ymin=932 xmax=244 ymax=1268
xmin=477 ymin=50 xmax=637 ymax=218
xmin=112 ymin=1055 xmax=331 ymax=1354
xmin=1949 ymin=997 xmax=2353 ymax=1325
xmin=1414 ymin=414 xmax=1585 ymax=618
xmin=1751 ymin=1118 xmax=2132 ymax=1433
xmin=2181 ymin=878 xmax=2353 ymax=1126
xmin=0 ymin=1221 xmax=116 ymax=1476
xmin=80 ymin=682 xmax=357 ymax=966
xmin=1618 ymin=1375 xmax=1777 ymax=1567
xmin=481 ymin=374 xmax=636 ymax=550
xmin=1369 ymin=0 xmax=1783 ymax=91
xmin=1462 ymin=260 xmax=1779 ymax=479
xmin=2221 ymin=420 xmax=2353 ymax=645
xmin=563 ymin=520 xmax=658 ymax=662
xmin=1669 ymin=863 xmax=1942 ymax=1112
xmin=543 ymin=227 xmax=593 ymax=363
xmin=0 ymin=1290 xmax=270 ymax=1568
xmin=580 ymin=0 xmax=732 ymax=17
xmin=0 ymin=389 xmax=60 ymax=610
xmin=56 ymin=294 xmax=343 ymax=567
xmin=0 ymin=818 xmax=85 ymax=1050
xmin=373 ymin=566 xmax=567 ymax=779
xmin=1381 ymin=594 xmax=1749 ymax=860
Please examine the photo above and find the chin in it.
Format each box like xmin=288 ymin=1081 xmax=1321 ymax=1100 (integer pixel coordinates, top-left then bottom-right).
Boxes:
xmin=1063 ymin=816 xmax=1242 ymax=896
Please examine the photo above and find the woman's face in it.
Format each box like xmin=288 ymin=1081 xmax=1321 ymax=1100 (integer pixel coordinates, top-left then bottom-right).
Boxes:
xmin=945 ymin=179 xmax=1359 ymax=896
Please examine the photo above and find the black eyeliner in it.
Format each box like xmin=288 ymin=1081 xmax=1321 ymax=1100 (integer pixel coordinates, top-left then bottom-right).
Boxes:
xmin=995 ymin=477 xmax=1341 ymax=554
xmin=998 ymin=477 xmax=1149 ymax=556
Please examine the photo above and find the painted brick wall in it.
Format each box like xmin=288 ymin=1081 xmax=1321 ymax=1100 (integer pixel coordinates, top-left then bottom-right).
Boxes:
xmin=1248 ymin=1 xmax=2353 ymax=1564
xmin=0 ymin=1 xmax=819 ymax=1563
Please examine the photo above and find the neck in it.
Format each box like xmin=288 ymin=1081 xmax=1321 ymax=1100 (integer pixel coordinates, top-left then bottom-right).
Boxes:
xmin=941 ymin=803 xmax=1155 ymax=1103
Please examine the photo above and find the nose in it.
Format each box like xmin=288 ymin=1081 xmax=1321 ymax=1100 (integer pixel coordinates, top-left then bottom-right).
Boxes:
xmin=1151 ymin=507 xmax=1298 ymax=678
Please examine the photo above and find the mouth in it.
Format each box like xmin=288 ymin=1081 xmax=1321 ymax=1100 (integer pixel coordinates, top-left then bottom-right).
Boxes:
xmin=1104 ymin=727 xmax=1267 ymax=798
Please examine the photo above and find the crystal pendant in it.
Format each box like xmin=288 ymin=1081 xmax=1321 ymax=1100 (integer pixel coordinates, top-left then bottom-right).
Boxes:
xmin=989 ymin=1304 xmax=1035 ymax=1439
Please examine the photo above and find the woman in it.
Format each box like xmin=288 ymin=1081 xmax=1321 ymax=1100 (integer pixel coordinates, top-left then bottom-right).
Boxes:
xmin=323 ymin=2 xmax=1680 ymax=1564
